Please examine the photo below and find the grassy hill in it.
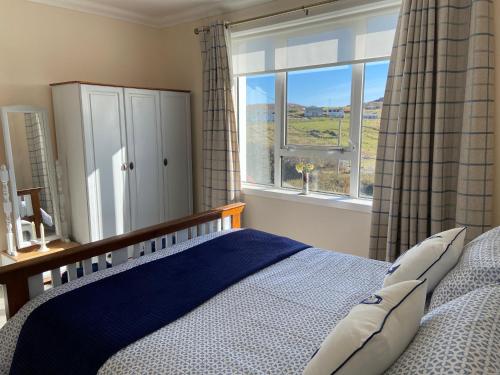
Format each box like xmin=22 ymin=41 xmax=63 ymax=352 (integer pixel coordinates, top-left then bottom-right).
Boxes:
xmin=244 ymin=99 xmax=384 ymax=196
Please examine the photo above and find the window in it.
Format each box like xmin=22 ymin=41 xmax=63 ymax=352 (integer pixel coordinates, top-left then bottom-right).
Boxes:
xmin=360 ymin=61 xmax=390 ymax=197
xmin=233 ymin=2 xmax=399 ymax=199
xmin=282 ymin=156 xmax=351 ymax=195
xmin=240 ymin=74 xmax=276 ymax=185
xmin=286 ymin=66 xmax=352 ymax=149
xmin=238 ymin=60 xmax=389 ymax=197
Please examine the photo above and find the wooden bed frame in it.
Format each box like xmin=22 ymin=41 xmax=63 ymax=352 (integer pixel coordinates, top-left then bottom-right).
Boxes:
xmin=0 ymin=202 xmax=245 ymax=319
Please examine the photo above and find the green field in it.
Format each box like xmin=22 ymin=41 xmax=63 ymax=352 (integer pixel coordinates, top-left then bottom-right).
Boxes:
xmin=245 ymin=113 xmax=380 ymax=196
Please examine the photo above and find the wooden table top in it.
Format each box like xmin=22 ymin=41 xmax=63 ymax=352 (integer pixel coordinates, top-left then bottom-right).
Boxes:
xmin=1 ymin=240 xmax=80 ymax=263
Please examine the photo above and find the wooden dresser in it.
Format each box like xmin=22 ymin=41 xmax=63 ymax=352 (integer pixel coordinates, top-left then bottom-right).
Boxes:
xmin=0 ymin=240 xmax=80 ymax=267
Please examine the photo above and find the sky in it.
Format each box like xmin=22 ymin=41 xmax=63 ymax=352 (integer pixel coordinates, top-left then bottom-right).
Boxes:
xmin=245 ymin=60 xmax=390 ymax=107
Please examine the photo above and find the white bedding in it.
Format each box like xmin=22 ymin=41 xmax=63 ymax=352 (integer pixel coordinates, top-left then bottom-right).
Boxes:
xmin=0 ymin=230 xmax=389 ymax=374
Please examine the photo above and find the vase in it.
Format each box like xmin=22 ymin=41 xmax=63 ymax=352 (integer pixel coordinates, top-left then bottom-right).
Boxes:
xmin=302 ymin=172 xmax=310 ymax=195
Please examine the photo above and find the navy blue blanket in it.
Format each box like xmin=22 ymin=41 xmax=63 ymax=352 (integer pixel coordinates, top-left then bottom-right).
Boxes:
xmin=10 ymin=229 xmax=310 ymax=375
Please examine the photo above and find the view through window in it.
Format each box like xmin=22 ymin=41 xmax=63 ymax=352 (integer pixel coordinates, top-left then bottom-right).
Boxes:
xmin=241 ymin=74 xmax=276 ymax=186
xmin=360 ymin=61 xmax=390 ymax=197
xmin=233 ymin=3 xmax=399 ymax=199
xmin=239 ymin=59 xmax=390 ymax=198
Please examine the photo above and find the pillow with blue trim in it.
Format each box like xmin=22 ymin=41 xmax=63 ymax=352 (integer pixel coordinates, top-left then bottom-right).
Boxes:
xmin=383 ymin=227 xmax=466 ymax=292
xmin=303 ymin=279 xmax=427 ymax=375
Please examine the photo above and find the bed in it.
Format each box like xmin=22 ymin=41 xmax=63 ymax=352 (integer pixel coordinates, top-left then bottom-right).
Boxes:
xmin=0 ymin=203 xmax=499 ymax=374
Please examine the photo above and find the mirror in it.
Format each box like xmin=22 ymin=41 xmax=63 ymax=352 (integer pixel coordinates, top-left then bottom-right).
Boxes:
xmin=0 ymin=106 xmax=60 ymax=249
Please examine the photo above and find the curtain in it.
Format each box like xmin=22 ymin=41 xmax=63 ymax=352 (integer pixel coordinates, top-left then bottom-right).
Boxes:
xmin=370 ymin=0 xmax=495 ymax=261
xmin=24 ymin=113 xmax=53 ymax=216
xmin=199 ymin=21 xmax=241 ymax=209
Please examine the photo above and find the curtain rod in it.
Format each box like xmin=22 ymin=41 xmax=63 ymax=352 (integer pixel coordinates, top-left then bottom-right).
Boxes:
xmin=193 ymin=0 xmax=344 ymax=35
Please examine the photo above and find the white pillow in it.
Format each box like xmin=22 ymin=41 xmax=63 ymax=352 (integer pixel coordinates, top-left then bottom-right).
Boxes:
xmin=383 ymin=227 xmax=466 ymax=292
xmin=303 ymin=280 xmax=427 ymax=375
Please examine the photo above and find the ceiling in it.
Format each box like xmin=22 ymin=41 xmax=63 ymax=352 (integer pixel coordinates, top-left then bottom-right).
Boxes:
xmin=29 ymin=0 xmax=275 ymax=28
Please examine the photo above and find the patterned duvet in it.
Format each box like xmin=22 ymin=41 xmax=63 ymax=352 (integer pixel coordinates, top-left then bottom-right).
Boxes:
xmin=0 ymin=230 xmax=389 ymax=374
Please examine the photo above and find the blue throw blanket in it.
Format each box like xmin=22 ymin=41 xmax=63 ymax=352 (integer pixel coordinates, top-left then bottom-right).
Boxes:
xmin=10 ymin=229 xmax=310 ymax=375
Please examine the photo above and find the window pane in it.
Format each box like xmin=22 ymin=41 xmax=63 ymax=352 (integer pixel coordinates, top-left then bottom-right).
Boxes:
xmin=282 ymin=157 xmax=351 ymax=195
xmin=359 ymin=60 xmax=390 ymax=197
xmin=240 ymin=74 xmax=275 ymax=185
xmin=286 ymin=65 xmax=352 ymax=148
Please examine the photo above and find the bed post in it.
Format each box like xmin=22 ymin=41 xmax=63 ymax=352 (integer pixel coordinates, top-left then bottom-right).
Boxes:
xmin=3 ymin=278 xmax=29 ymax=319
xmin=222 ymin=203 xmax=243 ymax=228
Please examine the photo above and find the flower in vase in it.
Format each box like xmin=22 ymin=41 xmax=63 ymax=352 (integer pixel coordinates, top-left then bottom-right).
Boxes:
xmin=295 ymin=161 xmax=315 ymax=174
xmin=295 ymin=162 xmax=305 ymax=174
xmin=304 ymin=163 xmax=315 ymax=173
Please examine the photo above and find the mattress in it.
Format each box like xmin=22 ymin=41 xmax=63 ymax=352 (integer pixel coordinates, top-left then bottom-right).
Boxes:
xmin=0 ymin=230 xmax=389 ymax=374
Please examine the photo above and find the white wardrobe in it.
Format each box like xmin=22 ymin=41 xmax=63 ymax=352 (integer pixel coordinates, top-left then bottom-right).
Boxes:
xmin=52 ymin=82 xmax=193 ymax=244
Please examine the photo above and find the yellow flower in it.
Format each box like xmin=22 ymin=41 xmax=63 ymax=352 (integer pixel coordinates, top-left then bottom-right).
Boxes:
xmin=305 ymin=163 xmax=315 ymax=172
xmin=295 ymin=162 xmax=304 ymax=173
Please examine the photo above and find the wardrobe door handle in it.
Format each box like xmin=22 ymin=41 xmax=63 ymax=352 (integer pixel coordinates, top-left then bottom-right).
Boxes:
xmin=163 ymin=158 xmax=168 ymax=166
xmin=121 ymin=163 xmax=128 ymax=171
xmin=129 ymin=162 xmax=134 ymax=170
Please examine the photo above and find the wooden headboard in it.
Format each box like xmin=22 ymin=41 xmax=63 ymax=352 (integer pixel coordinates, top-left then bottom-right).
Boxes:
xmin=0 ymin=203 xmax=245 ymax=319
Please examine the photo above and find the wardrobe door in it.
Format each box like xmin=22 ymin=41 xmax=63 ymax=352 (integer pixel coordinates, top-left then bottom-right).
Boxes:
xmin=160 ymin=91 xmax=193 ymax=220
xmin=124 ymin=88 xmax=164 ymax=230
xmin=80 ymin=85 xmax=130 ymax=241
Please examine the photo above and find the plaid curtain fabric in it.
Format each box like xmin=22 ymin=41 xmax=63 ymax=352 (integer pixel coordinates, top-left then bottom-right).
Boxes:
xmin=24 ymin=113 xmax=53 ymax=215
xmin=370 ymin=0 xmax=495 ymax=261
xmin=199 ymin=21 xmax=241 ymax=209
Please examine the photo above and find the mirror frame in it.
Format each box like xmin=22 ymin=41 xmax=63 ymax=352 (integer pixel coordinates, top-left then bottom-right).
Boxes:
xmin=0 ymin=105 xmax=62 ymax=249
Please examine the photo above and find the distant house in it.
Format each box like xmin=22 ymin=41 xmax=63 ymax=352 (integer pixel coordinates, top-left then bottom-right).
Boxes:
xmin=363 ymin=112 xmax=379 ymax=119
xmin=304 ymin=106 xmax=324 ymax=118
xmin=327 ymin=108 xmax=345 ymax=118
xmin=365 ymin=101 xmax=383 ymax=110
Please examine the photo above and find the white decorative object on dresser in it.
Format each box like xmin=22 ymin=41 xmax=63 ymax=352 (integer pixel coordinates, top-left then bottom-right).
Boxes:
xmin=51 ymin=82 xmax=193 ymax=244
xmin=0 ymin=165 xmax=16 ymax=257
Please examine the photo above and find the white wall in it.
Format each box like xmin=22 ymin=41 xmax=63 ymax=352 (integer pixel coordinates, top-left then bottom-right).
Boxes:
xmin=243 ymin=194 xmax=371 ymax=257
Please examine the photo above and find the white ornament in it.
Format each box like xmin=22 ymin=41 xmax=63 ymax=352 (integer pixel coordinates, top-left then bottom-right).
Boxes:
xmin=0 ymin=165 xmax=16 ymax=256
xmin=39 ymin=223 xmax=49 ymax=252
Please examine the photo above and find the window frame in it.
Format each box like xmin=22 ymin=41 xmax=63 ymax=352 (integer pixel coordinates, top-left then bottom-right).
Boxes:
xmin=237 ymin=56 xmax=390 ymax=200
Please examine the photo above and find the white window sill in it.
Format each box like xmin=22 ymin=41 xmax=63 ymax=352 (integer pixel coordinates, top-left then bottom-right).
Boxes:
xmin=241 ymin=184 xmax=372 ymax=213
